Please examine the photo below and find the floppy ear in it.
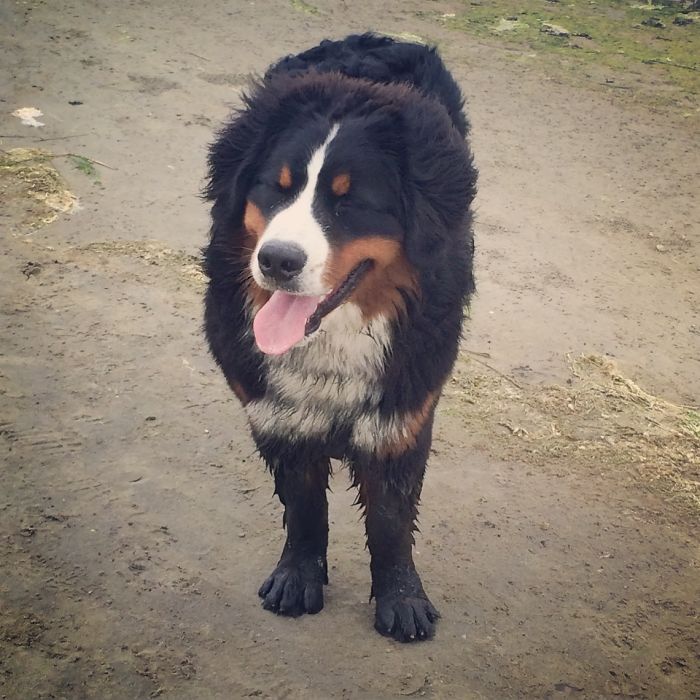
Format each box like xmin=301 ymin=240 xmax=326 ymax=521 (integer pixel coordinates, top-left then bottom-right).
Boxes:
xmin=402 ymin=106 xmax=477 ymax=265
xmin=203 ymin=82 xmax=277 ymax=287
xmin=205 ymin=110 xmax=258 ymax=231
xmin=204 ymin=78 xmax=283 ymax=230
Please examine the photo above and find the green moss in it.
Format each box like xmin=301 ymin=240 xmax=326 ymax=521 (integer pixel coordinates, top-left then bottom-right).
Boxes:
xmin=427 ymin=1 xmax=699 ymax=110
xmin=290 ymin=0 xmax=319 ymax=15
xmin=381 ymin=31 xmax=429 ymax=44
xmin=684 ymin=410 xmax=700 ymax=439
xmin=70 ymin=154 xmax=98 ymax=178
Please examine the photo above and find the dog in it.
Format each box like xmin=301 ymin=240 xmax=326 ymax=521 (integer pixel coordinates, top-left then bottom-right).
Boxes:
xmin=203 ymin=33 xmax=477 ymax=642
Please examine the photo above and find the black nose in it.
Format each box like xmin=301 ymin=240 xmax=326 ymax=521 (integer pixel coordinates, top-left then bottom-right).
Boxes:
xmin=257 ymin=240 xmax=307 ymax=283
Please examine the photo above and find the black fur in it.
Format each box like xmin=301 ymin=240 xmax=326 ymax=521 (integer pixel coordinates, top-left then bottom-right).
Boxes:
xmin=265 ymin=33 xmax=468 ymax=138
xmin=203 ymin=34 xmax=477 ymax=642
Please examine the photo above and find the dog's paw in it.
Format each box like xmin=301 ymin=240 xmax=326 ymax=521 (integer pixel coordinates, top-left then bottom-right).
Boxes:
xmin=374 ymin=594 xmax=440 ymax=642
xmin=258 ymin=555 xmax=327 ymax=617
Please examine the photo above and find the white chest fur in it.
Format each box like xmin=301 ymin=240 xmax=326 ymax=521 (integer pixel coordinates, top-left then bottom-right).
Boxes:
xmin=245 ymin=304 xmax=391 ymax=442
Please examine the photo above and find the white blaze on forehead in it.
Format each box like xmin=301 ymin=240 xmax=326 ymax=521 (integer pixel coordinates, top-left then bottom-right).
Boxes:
xmin=251 ymin=125 xmax=339 ymax=295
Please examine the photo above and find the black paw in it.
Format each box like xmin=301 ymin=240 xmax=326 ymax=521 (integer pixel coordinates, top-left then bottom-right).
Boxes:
xmin=257 ymin=555 xmax=327 ymax=617
xmin=374 ymin=593 xmax=440 ymax=642
xmin=371 ymin=566 xmax=439 ymax=642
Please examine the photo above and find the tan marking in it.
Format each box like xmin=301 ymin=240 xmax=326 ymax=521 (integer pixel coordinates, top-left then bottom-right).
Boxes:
xmin=323 ymin=237 xmax=419 ymax=322
xmin=241 ymin=201 xmax=271 ymax=310
xmin=228 ymin=378 xmax=250 ymax=405
xmin=278 ymin=164 xmax=292 ymax=189
xmin=243 ymin=200 xmax=267 ymax=240
xmin=244 ymin=263 xmax=271 ymax=311
xmin=379 ymin=391 xmax=439 ymax=459
xmin=331 ymin=173 xmax=351 ymax=196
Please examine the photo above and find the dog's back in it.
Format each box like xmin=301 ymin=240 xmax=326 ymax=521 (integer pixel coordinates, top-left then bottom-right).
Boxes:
xmin=265 ymin=33 xmax=467 ymax=137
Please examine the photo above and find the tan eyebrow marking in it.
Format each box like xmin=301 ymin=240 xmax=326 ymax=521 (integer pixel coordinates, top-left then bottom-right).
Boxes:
xmin=243 ymin=200 xmax=267 ymax=239
xmin=331 ymin=173 xmax=351 ymax=196
xmin=278 ymin=164 xmax=292 ymax=189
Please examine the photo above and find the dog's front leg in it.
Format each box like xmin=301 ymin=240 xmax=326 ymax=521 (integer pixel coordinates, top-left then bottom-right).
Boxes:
xmin=356 ymin=435 xmax=440 ymax=642
xmin=258 ymin=457 xmax=330 ymax=617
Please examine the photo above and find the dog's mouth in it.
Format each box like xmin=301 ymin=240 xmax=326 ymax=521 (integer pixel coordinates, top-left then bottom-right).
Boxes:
xmin=252 ymin=260 xmax=373 ymax=356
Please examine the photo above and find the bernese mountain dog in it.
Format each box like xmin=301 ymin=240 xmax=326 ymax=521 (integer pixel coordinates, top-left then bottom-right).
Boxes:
xmin=203 ymin=33 xmax=477 ymax=642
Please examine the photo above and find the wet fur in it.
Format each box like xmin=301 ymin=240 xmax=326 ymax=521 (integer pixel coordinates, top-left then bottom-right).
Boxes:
xmin=203 ymin=33 xmax=477 ymax=641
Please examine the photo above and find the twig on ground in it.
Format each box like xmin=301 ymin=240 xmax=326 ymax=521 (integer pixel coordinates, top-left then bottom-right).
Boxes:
xmin=467 ymin=354 xmax=524 ymax=390
xmin=1 ymin=133 xmax=91 ymax=141
xmin=59 ymin=153 xmax=117 ymax=170
xmin=642 ymin=58 xmax=697 ymax=71
xmin=0 ymin=149 xmax=116 ymax=171
xmin=464 ymin=349 xmax=492 ymax=358
xmin=38 ymin=134 xmax=92 ymax=142
xmin=186 ymin=51 xmax=211 ymax=61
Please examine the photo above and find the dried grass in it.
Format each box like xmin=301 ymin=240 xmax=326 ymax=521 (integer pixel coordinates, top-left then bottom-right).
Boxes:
xmin=0 ymin=148 xmax=78 ymax=227
xmin=446 ymin=353 xmax=700 ymax=509
xmin=74 ymin=240 xmax=206 ymax=289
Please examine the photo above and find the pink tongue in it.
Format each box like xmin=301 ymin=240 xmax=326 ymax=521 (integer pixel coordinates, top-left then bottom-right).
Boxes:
xmin=253 ymin=291 xmax=321 ymax=355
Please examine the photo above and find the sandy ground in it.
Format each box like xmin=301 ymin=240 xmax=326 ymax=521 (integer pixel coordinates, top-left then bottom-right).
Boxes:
xmin=1 ymin=1 xmax=698 ymax=698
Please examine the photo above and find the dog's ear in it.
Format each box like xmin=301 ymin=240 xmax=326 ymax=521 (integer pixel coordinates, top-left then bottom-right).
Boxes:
xmin=402 ymin=107 xmax=477 ymax=265
xmin=204 ymin=81 xmax=273 ymax=226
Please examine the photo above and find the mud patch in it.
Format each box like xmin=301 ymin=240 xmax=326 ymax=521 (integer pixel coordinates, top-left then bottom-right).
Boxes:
xmin=0 ymin=611 xmax=46 ymax=648
xmin=127 ymin=74 xmax=180 ymax=95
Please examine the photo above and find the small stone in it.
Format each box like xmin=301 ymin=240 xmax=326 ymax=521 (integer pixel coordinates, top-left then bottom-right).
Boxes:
xmin=673 ymin=16 xmax=693 ymax=26
xmin=541 ymin=22 xmax=570 ymax=37
xmin=22 ymin=261 xmax=42 ymax=278
xmin=494 ymin=18 xmax=520 ymax=32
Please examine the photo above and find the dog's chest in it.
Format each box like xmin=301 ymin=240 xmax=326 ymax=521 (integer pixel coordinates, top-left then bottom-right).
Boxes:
xmin=245 ymin=305 xmax=391 ymax=442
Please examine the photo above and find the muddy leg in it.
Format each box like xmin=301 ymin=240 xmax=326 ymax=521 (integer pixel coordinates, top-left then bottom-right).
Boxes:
xmin=356 ymin=443 xmax=439 ymax=642
xmin=258 ymin=458 xmax=330 ymax=616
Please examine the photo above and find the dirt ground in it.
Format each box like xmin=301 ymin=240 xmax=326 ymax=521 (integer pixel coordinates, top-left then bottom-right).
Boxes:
xmin=1 ymin=1 xmax=699 ymax=698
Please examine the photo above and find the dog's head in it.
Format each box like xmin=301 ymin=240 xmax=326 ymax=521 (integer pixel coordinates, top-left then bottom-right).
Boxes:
xmin=206 ymin=74 xmax=475 ymax=355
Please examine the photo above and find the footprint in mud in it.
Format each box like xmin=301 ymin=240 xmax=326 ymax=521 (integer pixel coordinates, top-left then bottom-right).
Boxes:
xmin=127 ymin=74 xmax=180 ymax=95
xmin=184 ymin=114 xmax=216 ymax=128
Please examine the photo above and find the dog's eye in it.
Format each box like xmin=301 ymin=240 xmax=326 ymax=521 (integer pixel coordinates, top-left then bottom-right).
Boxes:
xmin=334 ymin=199 xmax=347 ymax=217
xmin=248 ymin=180 xmax=292 ymax=214
xmin=254 ymin=178 xmax=278 ymax=191
xmin=255 ymin=178 xmax=292 ymax=196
